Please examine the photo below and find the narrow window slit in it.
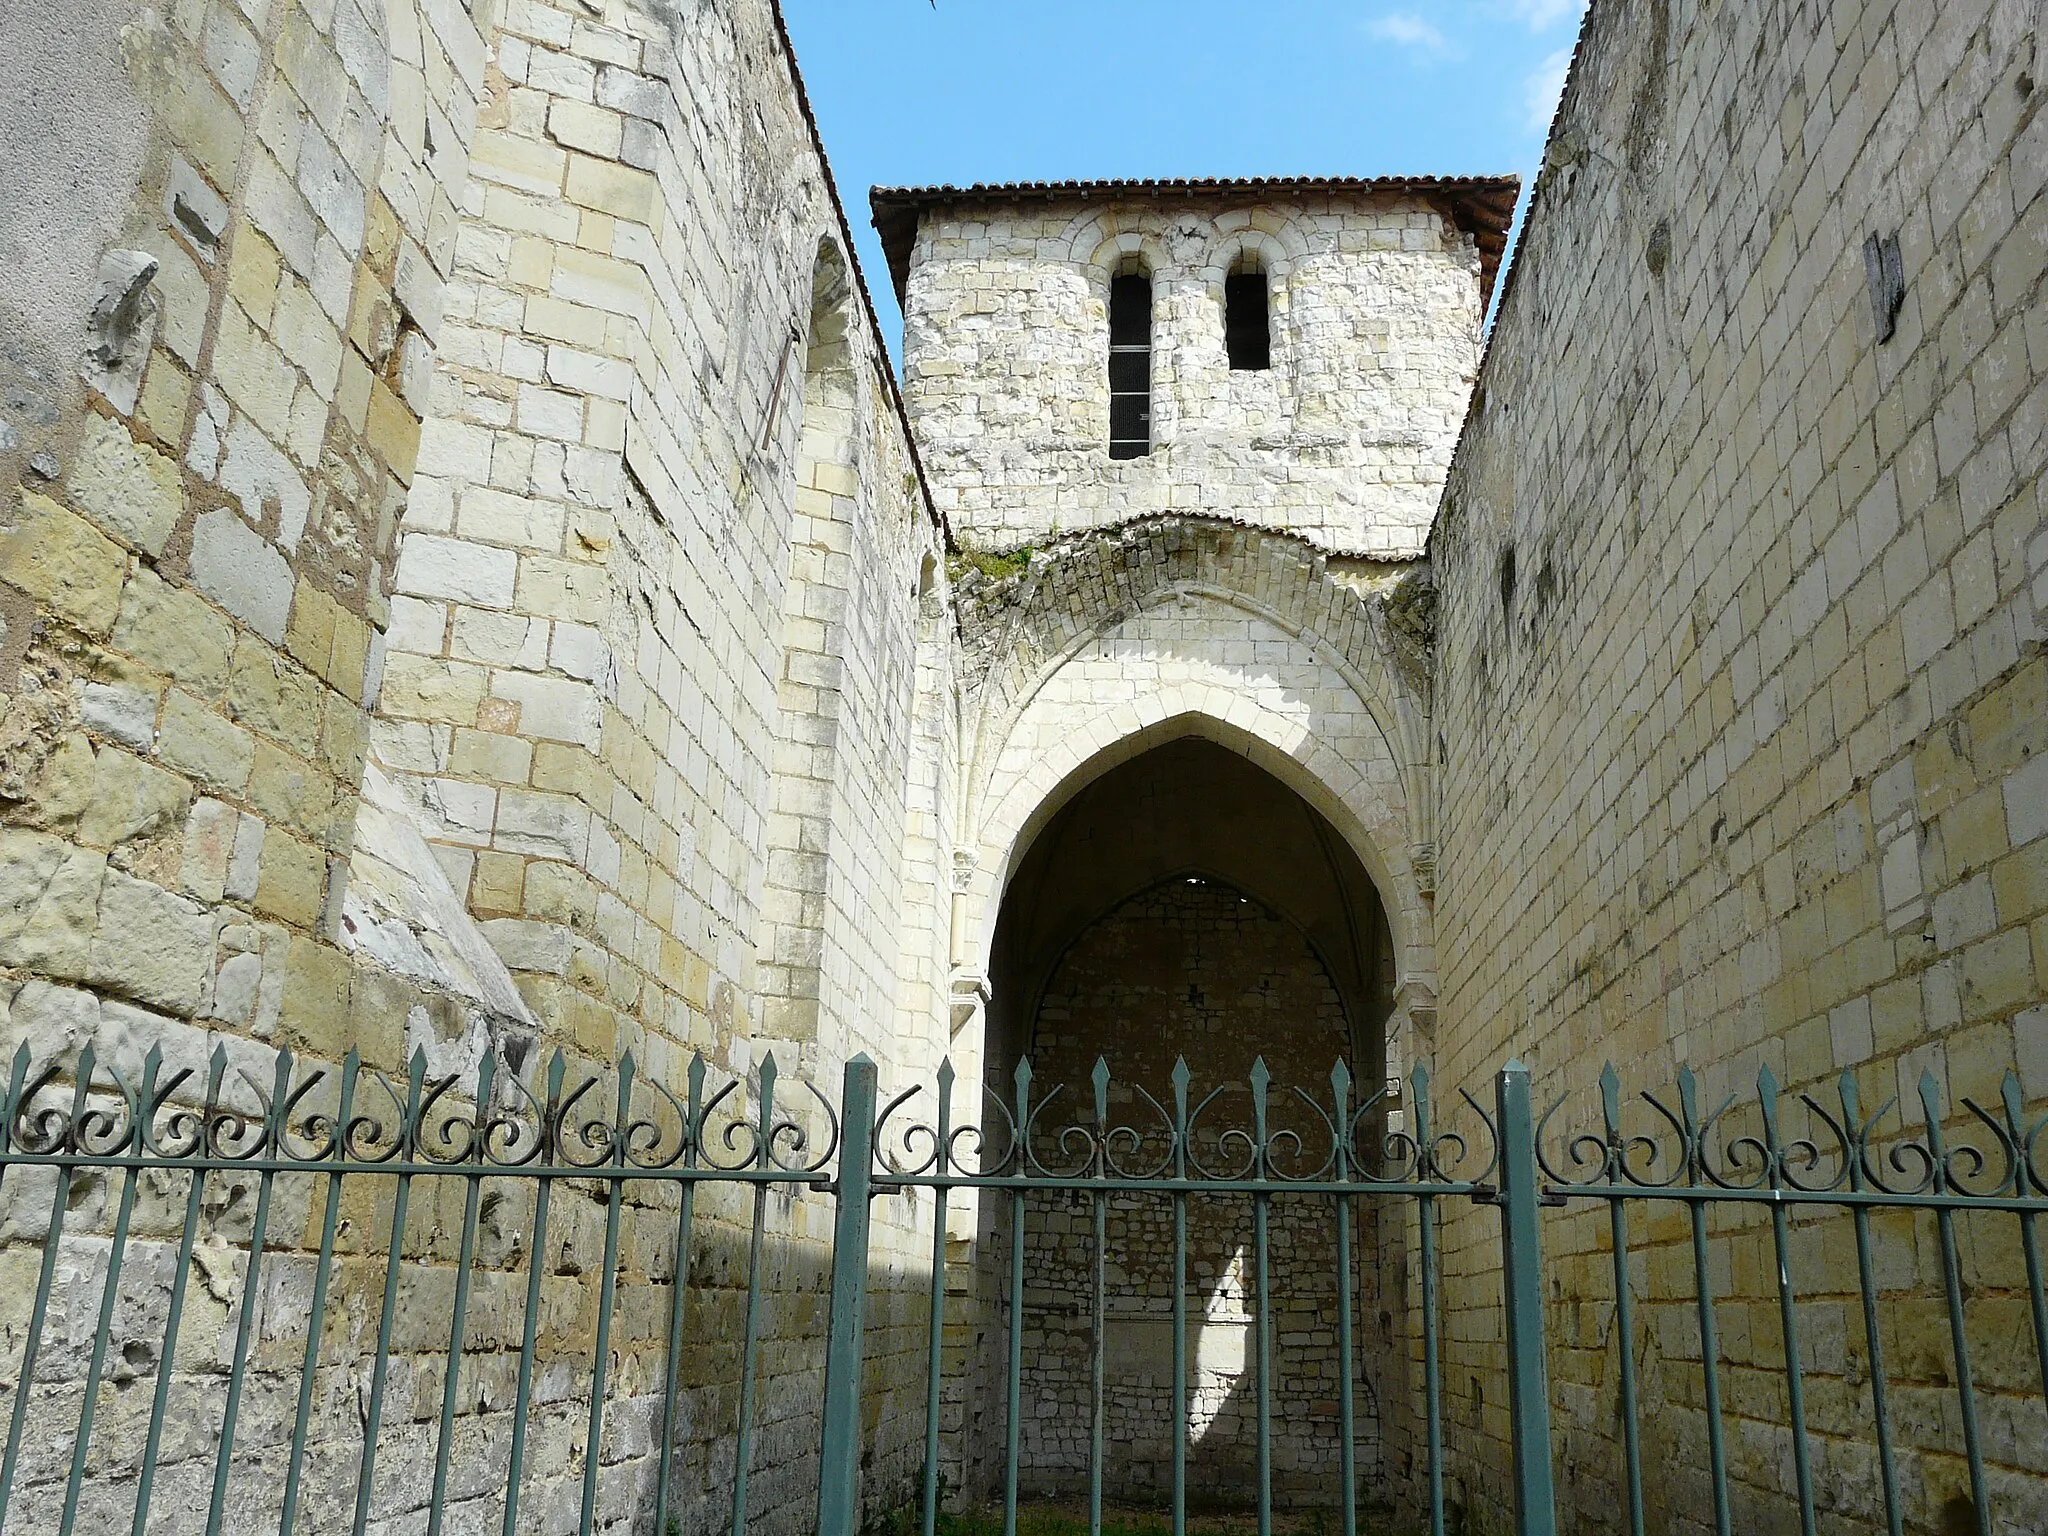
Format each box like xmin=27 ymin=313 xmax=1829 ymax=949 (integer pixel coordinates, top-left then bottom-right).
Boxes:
xmin=1226 ymin=262 xmax=1271 ymax=371
xmin=1108 ymin=269 xmax=1152 ymax=459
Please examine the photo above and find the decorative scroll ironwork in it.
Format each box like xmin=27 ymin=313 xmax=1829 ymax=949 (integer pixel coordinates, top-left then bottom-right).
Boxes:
xmin=1534 ymin=1059 xmax=2048 ymax=1205
xmin=1 ymin=1038 xmax=839 ymax=1177
xmin=871 ymin=1053 xmax=1498 ymax=1189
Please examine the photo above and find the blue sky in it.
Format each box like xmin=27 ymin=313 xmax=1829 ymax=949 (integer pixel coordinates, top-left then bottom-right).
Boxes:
xmin=777 ymin=0 xmax=1588 ymax=353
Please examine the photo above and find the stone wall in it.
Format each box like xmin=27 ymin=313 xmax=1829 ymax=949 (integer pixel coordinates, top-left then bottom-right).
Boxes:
xmin=1428 ymin=0 xmax=2048 ymax=1531
xmin=0 ymin=0 xmax=962 ymax=1530
xmin=0 ymin=0 xmax=487 ymax=1068
xmin=900 ymin=196 xmax=1490 ymax=558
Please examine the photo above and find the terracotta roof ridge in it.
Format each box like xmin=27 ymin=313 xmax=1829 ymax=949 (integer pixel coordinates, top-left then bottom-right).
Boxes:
xmin=871 ymin=173 xmax=1521 ymax=309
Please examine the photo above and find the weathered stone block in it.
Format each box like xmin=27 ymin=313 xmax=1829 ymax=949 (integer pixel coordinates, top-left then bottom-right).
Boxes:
xmin=156 ymin=690 xmax=257 ymax=795
xmin=0 ymin=490 xmax=127 ymax=636
xmin=79 ymin=746 xmax=190 ymax=851
xmin=227 ymin=641 xmax=325 ymax=757
xmin=64 ymin=414 xmax=186 ymax=558
xmin=188 ymin=507 xmax=295 ymax=643
xmin=113 ymin=569 xmax=236 ymax=694
xmin=393 ymin=533 xmax=519 ymax=607
xmin=86 ymin=868 xmax=213 ymax=1015
xmin=0 ymin=832 xmax=104 ymax=979
xmin=255 ymin=828 xmax=329 ymax=929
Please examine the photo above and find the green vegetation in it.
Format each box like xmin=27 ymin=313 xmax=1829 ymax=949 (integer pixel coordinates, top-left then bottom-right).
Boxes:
xmin=948 ymin=546 xmax=1035 ymax=583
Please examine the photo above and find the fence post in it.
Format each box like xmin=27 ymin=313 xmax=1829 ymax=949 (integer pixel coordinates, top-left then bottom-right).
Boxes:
xmin=1495 ymin=1059 xmax=1558 ymax=1536
xmin=817 ymin=1054 xmax=880 ymax=1536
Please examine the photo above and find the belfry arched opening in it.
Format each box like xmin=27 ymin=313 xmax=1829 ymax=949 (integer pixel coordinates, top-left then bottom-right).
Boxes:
xmin=972 ymin=735 xmax=1402 ymax=1508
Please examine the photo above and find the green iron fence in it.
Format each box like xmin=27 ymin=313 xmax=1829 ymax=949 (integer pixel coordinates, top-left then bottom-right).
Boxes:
xmin=1532 ymin=1061 xmax=2048 ymax=1536
xmin=1 ymin=1039 xmax=2044 ymax=1536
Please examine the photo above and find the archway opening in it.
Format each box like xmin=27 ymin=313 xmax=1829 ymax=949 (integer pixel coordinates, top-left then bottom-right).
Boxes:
xmin=986 ymin=736 xmax=1393 ymax=1083
xmin=972 ymin=735 xmax=1396 ymax=1510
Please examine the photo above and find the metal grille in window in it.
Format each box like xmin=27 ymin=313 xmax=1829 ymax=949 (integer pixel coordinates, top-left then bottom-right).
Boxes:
xmin=1108 ymin=271 xmax=1152 ymax=459
xmin=1226 ymin=268 xmax=1271 ymax=371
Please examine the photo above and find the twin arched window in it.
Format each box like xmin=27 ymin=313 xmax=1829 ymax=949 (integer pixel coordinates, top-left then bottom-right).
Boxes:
xmin=1107 ymin=256 xmax=1271 ymax=459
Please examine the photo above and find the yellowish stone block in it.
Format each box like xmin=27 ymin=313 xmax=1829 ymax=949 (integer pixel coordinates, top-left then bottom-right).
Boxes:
xmin=0 ymin=490 xmax=127 ymax=636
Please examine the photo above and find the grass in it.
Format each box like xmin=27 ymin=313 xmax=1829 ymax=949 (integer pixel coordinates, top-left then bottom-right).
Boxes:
xmin=874 ymin=1499 xmax=1412 ymax=1536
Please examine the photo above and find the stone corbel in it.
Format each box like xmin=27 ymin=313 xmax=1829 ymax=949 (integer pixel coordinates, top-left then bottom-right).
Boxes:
xmin=1393 ymin=977 xmax=1437 ymax=1036
xmin=948 ymin=968 xmax=991 ymax=1040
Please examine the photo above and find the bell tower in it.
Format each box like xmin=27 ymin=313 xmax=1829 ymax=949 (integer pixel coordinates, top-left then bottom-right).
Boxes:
xmin=874 ymin=176 xmax=1518 ymax=556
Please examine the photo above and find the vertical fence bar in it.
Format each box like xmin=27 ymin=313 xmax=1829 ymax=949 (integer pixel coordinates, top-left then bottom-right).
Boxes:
xmin=1089 ymin=1058 xmax=1110 ymax=1536
xmin=653 ymin=1054 xmax=708 ymax=1536
xmin=1676 ymin=1069 xmax=1732 ymax=1536
xmin=1331 ymin=1062 xmax=1356 ymax=1536
xmin=279 ymin=1051 xmax=357 ymax=1536
xmin=2005 ymin=1076 xmax=2048 ymax=1417
xmin=133 ymin=1050 xmax=227 ymax=1536
xmin=583 ymin=1053 xmax=637 ymax=1536
xmin=729 ymin=1055 xmax=776 ymax=1536
xmin=816 ymin=1055 xmax=878 ymax=1536
xmin=1597 ymin=1067 xmax=1643 ymax=1536
xmin=426 ymin=1053 xmax=493 ymax=1536
xmin=1758 ymin=1069 xmax=1816 ymax=1536
xmin=1413 ymin=1068 xmax=1445 ymax=1536
xmin=1839 ymin=1074 xmax=1903 ymax=1536
xmin=503 ymin=1051 xmax=564 ymax=1536
xmin=0 ymin=1048 xmax=23 ymax=1530
xmin=1495 ymin=1060 xmax=1557 ymax=1536
xmin=59 ymin=1061 xmax=144 ymax=1536
xmin=1919 ymin=1073 xmax=1990 ymax=1536
xmin=1090 ymin=1183 xmax=1108 ymax=1536
xmin=352 ymin=1050 xmax=428 ymax=1536
xmin=1171 ymin=1060 xmax=1191 ymax=1536
xmin=203 ymin=1049 xmax=295 ymax=1536
xmin=1002 ymin=1062 xmax=1031 ymax=1536
xmin=1 ymin=1055 xmax=93 ymax=1535
xmin=1251 ymin=1058 xmax=1273 ymax=1536
xmin=920 ymin=1061 xmax=956 ymax=1536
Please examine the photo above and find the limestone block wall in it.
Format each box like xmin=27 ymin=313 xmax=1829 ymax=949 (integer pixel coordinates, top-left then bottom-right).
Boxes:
xmin=0 ymin=0 xmax=488 ymax=1073
xmin=900 ymin=198 xmax=1490 ymax=558
xmin=373 ymin=0 xmax=947 ymax=1082
xmin=359 ymin=0 xmax=960 ymax=1521
xmin=1428 ymin=0 xmax=2048 ymax=1531
xmin=0 ymin=0 xmax=963 ymax=1530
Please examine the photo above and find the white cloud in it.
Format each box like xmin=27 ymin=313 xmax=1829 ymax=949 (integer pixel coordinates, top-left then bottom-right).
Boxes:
xmin=1523 ymin=44 xmax=1575 ymax=132
xmin=1367 ymin=12 xmax=1454 ymax=55
xmin=1509 ymin=0 xmax=1588 ymax=29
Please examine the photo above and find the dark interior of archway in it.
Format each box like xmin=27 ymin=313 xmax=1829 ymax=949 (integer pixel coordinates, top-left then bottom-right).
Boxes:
xmin=987 ymin=736 xmax=1395 ymax=1090
xmin=977 ymin=736 xmax=1398 ymax=1505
